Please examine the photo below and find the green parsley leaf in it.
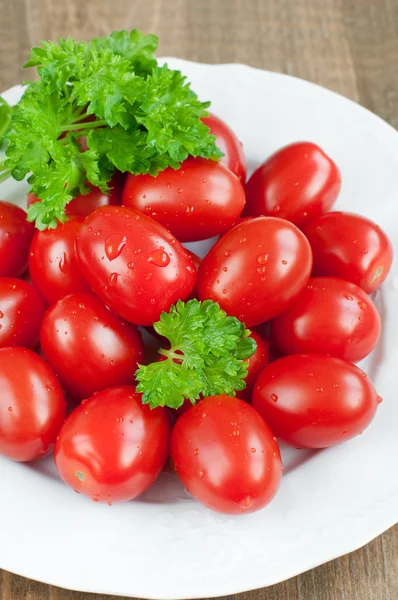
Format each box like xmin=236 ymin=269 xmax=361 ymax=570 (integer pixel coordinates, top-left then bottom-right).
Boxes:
xmin=5 ymin=29 xmax=223 ymax=228
xmin=135 ymin=299 xmax=256 ymax=409
xmin=0 ymin=97 xmax=12 ymax=148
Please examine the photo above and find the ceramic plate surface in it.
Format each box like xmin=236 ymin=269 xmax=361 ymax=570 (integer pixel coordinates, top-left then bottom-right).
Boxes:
xmin=0 ymin=59 xmax=397 ymax=599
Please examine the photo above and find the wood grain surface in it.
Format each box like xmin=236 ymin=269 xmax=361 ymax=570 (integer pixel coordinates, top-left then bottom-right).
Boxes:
xmin=0 ymin=0 xmax=397 ymax=598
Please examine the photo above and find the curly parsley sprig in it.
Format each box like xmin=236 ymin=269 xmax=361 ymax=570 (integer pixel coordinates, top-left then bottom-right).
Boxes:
xmin=0 ymin=30 xmax=222 ymax=229
xmin=135 ymin=299 xmax=257 ymax=409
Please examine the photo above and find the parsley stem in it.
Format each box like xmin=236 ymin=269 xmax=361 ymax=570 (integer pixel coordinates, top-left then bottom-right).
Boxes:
xmin=0 ymin=158 xmax=7 ymax=170
xmin=158 ymin=348 xmax=183 ymax=361
xmin=61 ymin=120 xmax=107 ymax=133
xmin=0 ymin=169 xmax=11 ymax=184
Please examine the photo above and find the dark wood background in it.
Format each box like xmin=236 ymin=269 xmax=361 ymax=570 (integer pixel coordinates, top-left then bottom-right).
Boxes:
xmin=0 ymin=0 xmax=397 ymax=598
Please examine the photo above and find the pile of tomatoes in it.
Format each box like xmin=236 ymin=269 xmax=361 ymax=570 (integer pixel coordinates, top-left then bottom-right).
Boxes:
xmin=0 ymin=113 xmax=392 ymax=515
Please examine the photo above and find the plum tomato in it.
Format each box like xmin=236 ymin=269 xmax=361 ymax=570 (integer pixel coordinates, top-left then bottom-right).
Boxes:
xmin=197 ymin=216 xmax=313 ymax=326
xmin=302 ymin=211 xmax=393 ymax=293
xmin=271 ymin=277 xmax=380 ymax=362
xmin=202 ymin=113 xmax=247 ymax=183
xmin=29 ymin=216 xmax=91 ymax=305
xmin=40 ymin=293 xmax=144 ymax=400
xmin=244 ymin=142 xmax=341 ymax=226
xmin=0 ymin=347 xmax=66 ymax=461
xmin=171 ymin=395 xmax=282 ymax=514
xmin=0 ymin=278 xmax=46 ymax=349
xmin=122 ymin=157 xmax=246 ymax=242
xmin=253 ymin=354 xmax=380 ymax=448
xmin=0 ymin=201 xmax=34 ymax=277
xmin=75 ymin=206 xmax=197 ymax=326
xmin=55 ymin=386 xmax=171 ymax=503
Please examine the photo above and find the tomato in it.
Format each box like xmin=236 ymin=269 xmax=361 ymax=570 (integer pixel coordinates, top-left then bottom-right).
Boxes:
xmin=27 ymin=173 xmax=123 ymax=218
xmin=0 ymin=201 xmax=34 ymax=277
xmin=29 ymin=217 xmax=91 ymax=305
xmin=244 ymin=142 xmax=341 ymax=226
xmin=76 ymin=206 xmax=196 ymax=326
xmin=202 ymin=113 xmax=247 ymax=183
xmin=122 ymin=157 xmax=246 ymax=242
xmin=40 ymin=293 xmax=144 ymax=400
xmin=171 ymin=395 xmax=282 ymax=514
xmin=271 ymin=277 xmax=380 ymax=362
xmin=252 ymin=355 xmax=380 ymax=448
xmin=237 ymin=331 xmax=269 ymax=401
xmin=0 ymin=347 xmax=66 ymax=461
xmin=55 ymin=386 xmax=171 ymax=503
xmin=302 ymin=211 xmax=393 ymax=293
xmin=0 ymin=278 xmax=46 ymax=349
xmin=197 ymin=217 xmax=312 ymax=326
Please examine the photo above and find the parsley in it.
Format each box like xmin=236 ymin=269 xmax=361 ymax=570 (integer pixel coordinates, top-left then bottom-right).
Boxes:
xmin=135 ymin=299 xmax=257 ymax=409
xmin=0 ymin=30 xmax=222 ymax=229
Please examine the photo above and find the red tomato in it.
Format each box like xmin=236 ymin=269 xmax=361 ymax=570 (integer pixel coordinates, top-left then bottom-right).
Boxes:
xmin=0 ymin=278 xmax=46 ymax=349
xmin=29 ymin=217 xmax=91 ymax=305
xmin=76 ymin=206 xmax=196 ymax=326
xmin=171 ymin=395 xmax=282 ymax=514
xmin=202 ymin=113 xmax=247 ymax=183
xmin=253 ymin=355 xmax=380 ymax=448
xmin=122 ymin=157 xmax=246 ymax=242
xmin=55 ymin=386 xmax=171 ymax=503
xmin=271 ymin=277 xmax=380 ymax=362
xmin=0 ymin=347 xmax=66 ymax=461
xmin=27 ymin=173 xmax=123 ymax=218
xmin=244 ymin=142 xmax=341 ymax=226
xmin=40 ymin=293 xmax=144 ymax=400
xmin=0 ymin=201 xmax=34 ymax=277
xmin=197 ymin=217 xmax=312 ymax=326
xmin=302 ymin=212 xmax=393 ymax=293
xmin=236 ymin=331 xmax=269 ymax=401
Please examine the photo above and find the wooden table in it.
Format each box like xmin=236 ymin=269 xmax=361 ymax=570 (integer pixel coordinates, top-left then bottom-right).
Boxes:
xmin=0 ymin=0 xmax=397 ymax=598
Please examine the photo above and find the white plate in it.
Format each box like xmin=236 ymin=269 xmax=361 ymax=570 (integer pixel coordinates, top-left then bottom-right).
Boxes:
xmin=1 ymin=59 xmax=398 ymax=599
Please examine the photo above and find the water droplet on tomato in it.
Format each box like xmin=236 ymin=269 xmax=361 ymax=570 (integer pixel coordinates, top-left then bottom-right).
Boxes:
xmin=250 ymin=447 xmax=256 ymax=453
xmin=257 ymin=266 xmax=267 ymax=274
xmin=222 ymin=288 xmax=227 ymax=294
xmin=0 ymin=311 xmax=4 ymax=318
xmin=316 ymin=387 xmax=324 ymax=393
xmin=116 ymin=416 xmax=124 ymax=423
xmin=344 ymin=294 xmax=353 ymax=300
xmin=194 ymin=448 xmax=199 ymax=456
xmin=257 ymin=253 xmax=269 ymax=264
xmin=105 ymin=234 xmax=127 ymax=261
xmin=223 ymin=267 xmax=228 ymax=272
xmin=109 ymin=273 xmax=119 ymax=287
xmin=224 ymin=250 xmax=231 ymax=257
xmin=358 ymin=301 xmax=367 ymax=310
xmin=93 ymin=498 xmax=99 ymax=503
xmin=273 ymin=205 xmax=280 ymax=213
xmin=177 ymin=189 xmax=182 ymax=194
xmin=377 ymin=395 xmax=383 ymax=404
xmin=7 ymin=406 xmax=12 ymax=412
xmin=240 ymin=237 xmax=247 ymax=243
xmin=241 ymin=496 xmax=252 ymax=508
xmin=148 ymin=249 xmax=170 ymax=267
xmin=270 ymin=393 xmax=278 ymax=402
xmin=59 ymin=252 xmax=68 ymax=273
xmin=281 ymin=259 xmax=287 ymax=265
xmin=361 ymin=248 xmax=368 ymax=254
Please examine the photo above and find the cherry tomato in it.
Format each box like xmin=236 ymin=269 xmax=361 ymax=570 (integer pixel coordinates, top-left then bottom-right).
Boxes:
xmin=55 ymin=386 xmax=171 ymax=503
xmin=202 ymin=113 xmax=247 ymax=183
xmin=0 ymin=201 xmax=34 ymax=277
xmin=0 ymin=347 xmax=66 ymax=461
xmin=0 ymin=278 xmax=46 ymax=349
xmin=236 ymin=331 xmax=269 ymax=401
xmin=302 ymin=211 xmax=393 ymax=293
xmin=197 ymin=217 xmax=312 ymax=326
xmin=271 ymin=277 xmax=380 ymax=362
xmin=29 ymin=217 xmax=91 ymax=305
xmin=122 ymin=157 xmax=246 ymax=242
xmin=171 ymin=395 xmax=282 ymax=514
xmin=40 ymin=293 xmax=144 ymax=400
xmin=27 ymin=173 xmax=123 ymax=218
xmin=244 ymin=142 xmax=341 ymax=226
xmin=252 ymin=354 xmax=380 ymax=448
xmin=76 ymin=206 xmax=197 ymax=326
